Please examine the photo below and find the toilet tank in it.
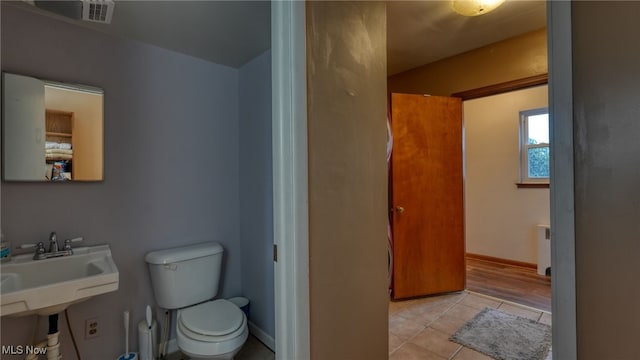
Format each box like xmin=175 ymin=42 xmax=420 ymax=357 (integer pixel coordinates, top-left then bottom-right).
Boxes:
xmin=145 ymin=242 xmax=224 ymax=309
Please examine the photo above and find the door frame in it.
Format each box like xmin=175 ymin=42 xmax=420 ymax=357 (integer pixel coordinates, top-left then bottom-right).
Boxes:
xmin=271 ymin=1 xmax=310 ymax=359
xmin=547 ymin=1 xmax=576 ymax=359
xmin=271 ymin=1 xmax=576 ymax=359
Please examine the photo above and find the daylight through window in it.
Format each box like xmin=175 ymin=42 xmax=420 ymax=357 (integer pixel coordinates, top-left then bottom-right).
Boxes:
xmin=519 ymin=108 xmax=549 ymax=183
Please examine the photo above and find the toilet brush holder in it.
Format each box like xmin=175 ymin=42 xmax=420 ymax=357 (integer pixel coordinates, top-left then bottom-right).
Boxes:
xmin=138 ymin=319 xmax=157 ymax=360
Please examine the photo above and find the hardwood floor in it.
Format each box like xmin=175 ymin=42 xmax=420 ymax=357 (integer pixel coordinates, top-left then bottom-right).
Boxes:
xmin=466 ymin=256 xmax=552 ymax=312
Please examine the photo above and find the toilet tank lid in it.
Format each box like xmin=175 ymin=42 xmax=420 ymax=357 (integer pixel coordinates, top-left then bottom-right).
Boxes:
xmin=145 ymin=242 xmax=223 ymax=264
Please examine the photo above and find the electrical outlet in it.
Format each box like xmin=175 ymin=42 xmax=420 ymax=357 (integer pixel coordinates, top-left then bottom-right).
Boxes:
xmin=85 ymin=317 xmax=99 ymax=339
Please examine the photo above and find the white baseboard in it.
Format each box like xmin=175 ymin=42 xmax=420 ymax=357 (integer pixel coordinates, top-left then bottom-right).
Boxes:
xmin=248 ymin=321 xmax=275 ymax=352
xmin=162 ymin=322 xmax=275 ymax=355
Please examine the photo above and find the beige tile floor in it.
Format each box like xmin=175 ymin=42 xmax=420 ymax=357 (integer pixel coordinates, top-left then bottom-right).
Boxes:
xmin=166 ymin=334 xmax=274 ymax=360
xmin=389 ymin=291 xmax=552 ymax=360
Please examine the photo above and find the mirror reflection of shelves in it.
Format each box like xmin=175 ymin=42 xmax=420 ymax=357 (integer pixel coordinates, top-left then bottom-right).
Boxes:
xmin=2 ymin=72 xmax=104 ymax=182
xmin=45 ymin=109 xmax=74 ymax=180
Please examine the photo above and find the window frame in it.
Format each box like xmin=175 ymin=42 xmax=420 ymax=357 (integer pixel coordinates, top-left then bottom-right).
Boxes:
xmin=519 ymin=107 xmax=550 ymax=184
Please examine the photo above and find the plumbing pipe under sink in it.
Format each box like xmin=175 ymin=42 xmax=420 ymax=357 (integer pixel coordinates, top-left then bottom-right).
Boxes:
xmin=25 ymin=331 xmax=61 ymax=360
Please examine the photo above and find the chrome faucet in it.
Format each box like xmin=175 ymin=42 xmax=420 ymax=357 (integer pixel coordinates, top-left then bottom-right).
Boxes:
xmin=18 ymin=232 xmax=83 ymax=260
xmin=49 ymin=231 xmax=59 ymax=254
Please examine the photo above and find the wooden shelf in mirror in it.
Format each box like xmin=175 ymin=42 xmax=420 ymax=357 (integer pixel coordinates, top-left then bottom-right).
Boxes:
xmin=2 ymin=72 xmax=104 ymax=182
xmin=45 ymin=109 xmax=74 ymax=144
xmin=45 ymin=131 xmax=72 ymax=138
xmin=45 ymin=109 xmax=74 ymax=180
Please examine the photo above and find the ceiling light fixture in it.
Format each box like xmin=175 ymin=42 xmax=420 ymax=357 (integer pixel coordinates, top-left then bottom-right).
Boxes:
xmin=451 ymin=0 xmax=506 ymax=17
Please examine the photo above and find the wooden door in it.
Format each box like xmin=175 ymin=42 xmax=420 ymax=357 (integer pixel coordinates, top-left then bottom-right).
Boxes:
xmin=391 ymin=93 xmax=465 ymax=299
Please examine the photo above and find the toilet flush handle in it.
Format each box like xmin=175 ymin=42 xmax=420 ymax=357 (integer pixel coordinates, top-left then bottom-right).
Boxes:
xmin=163 ymin=263 xmax=178 ymax=271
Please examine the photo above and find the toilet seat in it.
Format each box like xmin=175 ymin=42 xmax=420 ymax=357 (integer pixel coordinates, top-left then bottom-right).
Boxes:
xmin=178 ymin=299 xmax=247 ymax=343
xmin=176 ymin=299 xmax=249 ymax=358
xmin=177 ymin=325 xmax=248 ymax=359
xmin=180 ymin=299 xmax=244 ymax=337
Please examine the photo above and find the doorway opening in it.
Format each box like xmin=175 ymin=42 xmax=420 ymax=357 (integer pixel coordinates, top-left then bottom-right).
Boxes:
xmin=459 ymin=81 xmax=551 ymax=313
xmin=386 ymin=3 xmax=552 ymax=358
xmin=272 ymin=1 xmax=575 ymax=359
xmin=387 ymin=83 xmax=553 ymax=360
xmin=388 ymin=86 xmax=553 ymax=359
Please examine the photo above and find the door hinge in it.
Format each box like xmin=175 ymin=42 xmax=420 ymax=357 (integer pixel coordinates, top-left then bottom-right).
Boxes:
xmin=273 ymin=244 xmax=278 ymax=262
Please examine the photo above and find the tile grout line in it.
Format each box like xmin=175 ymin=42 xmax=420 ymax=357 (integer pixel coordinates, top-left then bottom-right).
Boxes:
xmin=389 ymin=292 xmax=468 ymax=358
xmin=447 ymin=293 xmax=489 ymax=360
xmin=466 ymin=290 xmax=551 ymax=314
xmin=448 ymin=345 xmax=463 ymax=360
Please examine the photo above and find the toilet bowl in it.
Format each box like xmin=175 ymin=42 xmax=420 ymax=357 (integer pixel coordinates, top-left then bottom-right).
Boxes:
xmin=176 ymin=299 xmax=248 ymax=360
xmin=145 ymin=242 xmax=249 ymax=359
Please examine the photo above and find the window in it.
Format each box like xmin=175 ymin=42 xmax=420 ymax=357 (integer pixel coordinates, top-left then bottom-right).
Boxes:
xmin=519 ymin=108 xmax=549 ymax=184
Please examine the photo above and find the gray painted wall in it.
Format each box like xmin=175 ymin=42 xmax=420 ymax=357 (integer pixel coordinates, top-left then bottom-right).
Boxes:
xmin=238 ymin=50 xmax=275 ymax=339
xmin=572 ymin=2 xmax=640 ymax=358
xmin=1 ymin=5 xmax=248 ymax=359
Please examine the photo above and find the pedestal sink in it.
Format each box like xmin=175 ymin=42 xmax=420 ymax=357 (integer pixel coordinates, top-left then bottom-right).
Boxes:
xmin=0 ymin=244 xmax=119 ymax=317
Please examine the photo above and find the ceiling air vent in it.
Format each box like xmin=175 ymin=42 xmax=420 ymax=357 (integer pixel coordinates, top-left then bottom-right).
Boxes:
xmin=82 ymin=0 xmax=114 ymax=24
xmin=31 ymin=0 xmax=115 ymax=24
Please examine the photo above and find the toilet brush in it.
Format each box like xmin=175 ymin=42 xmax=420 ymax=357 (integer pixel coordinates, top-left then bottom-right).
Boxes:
xmin=146 ymin=305 xmax=153 ymax=360
xmin=117 ymin=311 xmax=137 ymax=360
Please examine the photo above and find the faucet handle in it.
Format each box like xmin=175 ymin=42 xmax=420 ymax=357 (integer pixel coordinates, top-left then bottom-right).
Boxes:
xmin=35 ymin=242 xmax=46 ymax=254
xmin=63 ymin=237 xmax=83 ymax=251
xmin=18 ymin=242 xmax=45 ymax=251
xmin=18 ymin=242 xmax=46 ymax=257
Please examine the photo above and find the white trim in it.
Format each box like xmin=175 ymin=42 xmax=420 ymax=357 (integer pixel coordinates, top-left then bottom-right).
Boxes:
xmin=248 ymin=321 xmax=276 ymax=351
xmin=519 ymin=107 xmax=550 ymax=183
xmin=271 ymin=2 xmax=310 ymax=360
xmin=548 ymin=1 xmax=577 ymax=359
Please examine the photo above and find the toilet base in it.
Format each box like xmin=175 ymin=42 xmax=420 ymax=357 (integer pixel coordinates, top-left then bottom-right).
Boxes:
xmin=180 ymin=347 xmax=242 ymax=360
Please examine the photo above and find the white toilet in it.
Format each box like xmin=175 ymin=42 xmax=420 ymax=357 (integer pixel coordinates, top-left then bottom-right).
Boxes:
xmin=145 ymin=242 xmax=248 ymax=359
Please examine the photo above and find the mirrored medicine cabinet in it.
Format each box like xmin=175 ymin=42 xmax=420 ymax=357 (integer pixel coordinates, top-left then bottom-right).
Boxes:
xmin=2 ymin=72 xmax=104 ymax=182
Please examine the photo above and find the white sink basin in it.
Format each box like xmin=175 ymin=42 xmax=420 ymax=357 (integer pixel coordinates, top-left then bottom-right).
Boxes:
xmin=1 ymin=244 xmax=119 ymax=317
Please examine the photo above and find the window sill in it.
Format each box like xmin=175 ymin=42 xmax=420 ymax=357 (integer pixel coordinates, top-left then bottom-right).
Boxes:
xmin=516 ymin=182 xmax=549 ymax=189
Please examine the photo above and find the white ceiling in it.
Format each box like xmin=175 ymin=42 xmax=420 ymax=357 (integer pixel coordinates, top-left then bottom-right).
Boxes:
xmin=387 ymin=0 xmax=547 ymax=75
xmin=15 ymin=1 xmax=546 ymax=74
